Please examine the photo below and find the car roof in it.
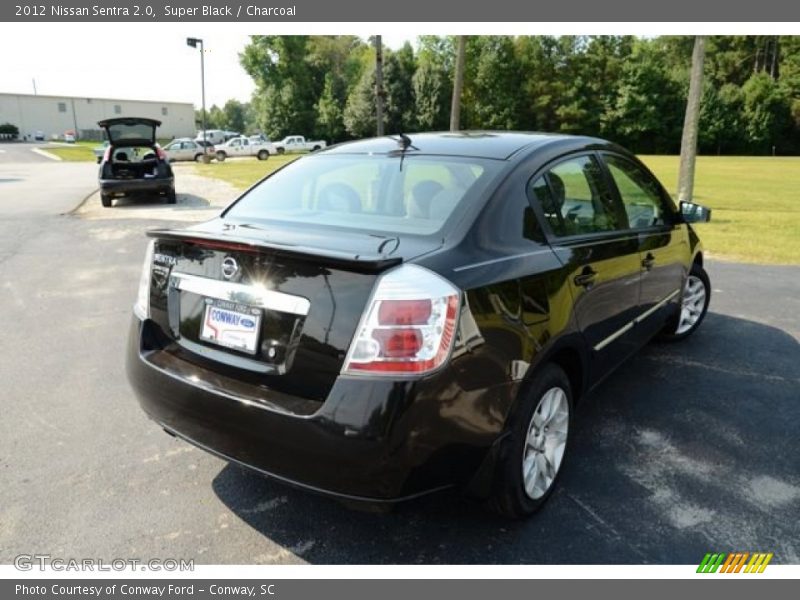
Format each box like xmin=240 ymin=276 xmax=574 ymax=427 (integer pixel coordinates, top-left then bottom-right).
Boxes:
xmin=323 ymin=131 xmax=606 ymax=161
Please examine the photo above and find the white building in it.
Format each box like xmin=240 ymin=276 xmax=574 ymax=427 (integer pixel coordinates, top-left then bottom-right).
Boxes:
xmin=0 ymin=93 xmax=196 ymax=141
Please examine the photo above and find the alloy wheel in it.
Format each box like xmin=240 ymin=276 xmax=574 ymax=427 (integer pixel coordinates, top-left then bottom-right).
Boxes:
xmin=522 ymin=387 xmax=569 ymax=500
xmin=677 ymin=275 xmax=707 ymax=335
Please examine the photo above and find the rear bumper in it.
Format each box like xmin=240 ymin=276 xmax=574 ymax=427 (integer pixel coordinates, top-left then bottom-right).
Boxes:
xmin=126 ymin=316 xmax=507 ymax=502
xmin=100 ymin=177 xmax=174 ymax=196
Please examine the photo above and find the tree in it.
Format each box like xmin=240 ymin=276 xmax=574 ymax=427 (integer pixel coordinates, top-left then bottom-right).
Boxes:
xmin=374 ymin=36 xmax=385 ymax=136
xmin=381 ymin=43 xmax=418 ymax=134
xmin=343 ymin=65 xmax=377 ymax=138
xmin=469 ymin=36 xmax=523 ymax=130
xmin=221 ymin=99 xmax=247 ymax=133
xmin=607 ymin=40 xmax=684 ymax=153
xmin=699 ymin=83 xmax=745 ymax=154
xmin=413 ymin=41 xmax=451 ymax=131
xmin=742 ymin=72 xmax=791 ymax=153
xmin=239 ymin=35 xmax=318 ymax=138
xmin=677 ymin=36 xmax=706 ymax=204
xmin=316 ymin=73 xmax=346 ymax=142
xmin=450 ymin=36 xmax=466 ymax=131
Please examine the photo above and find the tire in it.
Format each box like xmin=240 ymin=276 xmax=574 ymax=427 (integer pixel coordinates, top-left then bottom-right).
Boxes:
xmin=276 ymin=147 xmax=285 ymax=155
xmin=488 ymin=363 xmax=573 ymax=519
xmin=166 ymin=190 xmax=177 ymax=205
xmin=101 ymin=193 xmax=112 ymax=208
xmin=194 ymin=153 xmax=204 ymax=162
xmin=311 ymin=145 xmax=321 ymax=152
xmin=660 ymin=262 xmax=711 ymax=341
xmin=257 ymin=149 xmax=269 ymax=160
xmin=216 ymin=151 xmax=226 ymax=162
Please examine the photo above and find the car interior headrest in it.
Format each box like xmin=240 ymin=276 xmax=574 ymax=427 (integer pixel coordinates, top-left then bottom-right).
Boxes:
xmin=408 ymin=180 xmax=445 ymax=219
xmin=318 ymin=182 xmax=362 ymax=213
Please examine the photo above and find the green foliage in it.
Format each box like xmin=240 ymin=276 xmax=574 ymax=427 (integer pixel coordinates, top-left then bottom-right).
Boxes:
xmin=383 ymin=42 xmax=418 ymax=133
xmin=0 ymin=122 xmax=19 ymax=135
xmin=231 ymin=35 xmax=800 ymax=155
xmin=343 ymin=64 xmax=377 ymax=138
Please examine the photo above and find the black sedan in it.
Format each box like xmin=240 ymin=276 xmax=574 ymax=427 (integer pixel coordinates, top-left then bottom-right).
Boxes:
xmin=126 ymin=132 xmax=711 ymax=518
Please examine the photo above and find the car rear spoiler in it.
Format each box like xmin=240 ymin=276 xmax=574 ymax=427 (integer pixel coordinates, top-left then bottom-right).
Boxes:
xmin=146 ymin=228 xmax=403 ymax=272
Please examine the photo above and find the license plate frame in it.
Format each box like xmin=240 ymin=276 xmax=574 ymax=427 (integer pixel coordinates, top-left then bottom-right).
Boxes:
xmin=199 ymin=298 xmax=262 ymax=356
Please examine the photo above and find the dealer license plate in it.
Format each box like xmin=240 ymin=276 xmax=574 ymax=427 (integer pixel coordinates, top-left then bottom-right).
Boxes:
xmin=199 ymin=299 xmax=262 ymax=355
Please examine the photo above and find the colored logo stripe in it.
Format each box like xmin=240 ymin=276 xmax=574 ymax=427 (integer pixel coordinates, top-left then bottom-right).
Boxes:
xmin=697 ymin=552 xmax=773 ymax=573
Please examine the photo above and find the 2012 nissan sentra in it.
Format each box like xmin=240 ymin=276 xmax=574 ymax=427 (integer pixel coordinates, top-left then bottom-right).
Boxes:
xmin=126 ymin=132 xmax=712 ymax=518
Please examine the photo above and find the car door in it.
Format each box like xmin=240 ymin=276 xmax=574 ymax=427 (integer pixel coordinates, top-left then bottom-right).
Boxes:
xmin=182 ymin=140 xmax=199 ymax=160
xmin=528 ymin=153 xmax=642 ymax=379
xmin=600 ymin=153 xmax=688 ymax=341
xmin=174 ymin=142 xmax=191 ymax=161
xmin=163 ymin=142 xmax=179 ymax=161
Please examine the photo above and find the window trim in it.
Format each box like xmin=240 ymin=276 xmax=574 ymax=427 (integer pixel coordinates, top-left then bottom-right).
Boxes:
xmin=525 ymin=151 xmax=632 ymax=246
xmin=597 ymin=151 xmax=679 ymax=231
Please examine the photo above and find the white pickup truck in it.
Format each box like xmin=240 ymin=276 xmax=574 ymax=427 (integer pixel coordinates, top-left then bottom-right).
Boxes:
xmin=214 ymin=136 xmax=277 ymax=162
xmin=274 ymin=135 xmax=327 ymax=154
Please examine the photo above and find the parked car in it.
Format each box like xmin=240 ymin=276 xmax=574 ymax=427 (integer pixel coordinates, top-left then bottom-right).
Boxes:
xmin=214 ymin=136 xmax=276 ymax=162
xmin=97 ymin=117 xmax=175 ymax=208
xmin=64 ymin=132 xmax=76 ymax=143
xmin=195 ymin=130 xmax=227 ymax=146
xmin=34 ymin=131 xmax=45 ymax=142
xmin=248 ymin=134 xmax=272 ymax=145
xmin=273 ymin=135 xmax=326 ymax=154
xmin=163 ymin=138 xmax=214 ymax=162
xmin=126 ymin=132 xmax=711 ymax=517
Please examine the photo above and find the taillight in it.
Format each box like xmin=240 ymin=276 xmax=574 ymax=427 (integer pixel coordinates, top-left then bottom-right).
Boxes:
xmin=342 ymin=264 xmax=460 ymax=376
xmin=155 ymin=146 xmax=167 ymax=160
xmin=133 ymin=240 xmax=155 ymax=320
xmin=102 ymin=146 xmax=112 ymax=162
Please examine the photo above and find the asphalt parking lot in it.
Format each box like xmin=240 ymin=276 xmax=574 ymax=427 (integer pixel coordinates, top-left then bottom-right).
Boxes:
xmin=0 ymin=157 xmax=798 ymax=565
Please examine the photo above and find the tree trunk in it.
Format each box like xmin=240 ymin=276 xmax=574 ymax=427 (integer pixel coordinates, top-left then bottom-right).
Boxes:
xmin=677 ymin=36 xmax=706 ymax=204
xmin=450 ymin=36 xmax=466 ymax=132
xmin=374 ymin=35 xmax=385 ymax=137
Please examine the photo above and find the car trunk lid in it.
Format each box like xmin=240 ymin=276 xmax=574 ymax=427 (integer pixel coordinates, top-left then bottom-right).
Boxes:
xmin=144 ymin=219 xmax=442 ymax=403
xmin=98 ymin=117 xmax=160 ymax=147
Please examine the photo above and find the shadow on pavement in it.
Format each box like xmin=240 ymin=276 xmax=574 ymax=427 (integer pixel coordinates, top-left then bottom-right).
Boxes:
xmin=212 ymin=311 xmax=800 ymax=564
xmin=108 ymin=193 xmax=211 ymax=210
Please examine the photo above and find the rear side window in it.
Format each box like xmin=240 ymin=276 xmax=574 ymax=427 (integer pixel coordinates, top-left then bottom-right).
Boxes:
xmin=529 ymin=155 xmax=623 ymax=236
xmin=604 ymin=155 xmax=666 ymax=229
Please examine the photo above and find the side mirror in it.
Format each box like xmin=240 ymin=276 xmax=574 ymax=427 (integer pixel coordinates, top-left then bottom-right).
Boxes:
xmin=680 ymin=201 xmax=712 ymax=223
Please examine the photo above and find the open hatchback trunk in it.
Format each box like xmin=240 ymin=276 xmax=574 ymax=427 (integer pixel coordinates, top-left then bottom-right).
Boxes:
xmin=98 ymin=117 xmax=160 ymax=147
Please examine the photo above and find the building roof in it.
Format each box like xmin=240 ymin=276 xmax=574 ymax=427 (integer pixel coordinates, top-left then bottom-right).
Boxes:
xmin=0 ymin=92 xmax=193 ymax=107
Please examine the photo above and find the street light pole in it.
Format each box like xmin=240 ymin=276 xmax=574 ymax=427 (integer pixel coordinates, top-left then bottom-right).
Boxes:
xmin=187 ymin=37 xmax=208 ymax=162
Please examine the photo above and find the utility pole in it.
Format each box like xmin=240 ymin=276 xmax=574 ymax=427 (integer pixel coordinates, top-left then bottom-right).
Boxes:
xmin=677 ymin=36 xmax=706 ymax=204
xmin=187 ymin=37 xmax=209 ymax=162
xmin=375 ymin=35 xmax=384 ymax=137
xmin=450 ymin=36 xmax=466 ymax=132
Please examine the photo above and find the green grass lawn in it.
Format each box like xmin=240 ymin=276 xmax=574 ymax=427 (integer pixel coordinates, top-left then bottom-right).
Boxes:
xmin=43 ymin=145 xmax=97 ymax=162
xmin=640 ymin=156 xmax=800 ymax=265
xmin=198 ymin=154 xmax=799 ymax=265
xmin=193 ymin=155 xmax=299 ymax=189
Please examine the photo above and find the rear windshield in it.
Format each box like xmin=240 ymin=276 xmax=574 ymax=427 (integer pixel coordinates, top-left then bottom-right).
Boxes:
xmin=106 ymin=122 xmax=155 ymax=144
xmin=224 ymin=154 xmax=503 ymax=235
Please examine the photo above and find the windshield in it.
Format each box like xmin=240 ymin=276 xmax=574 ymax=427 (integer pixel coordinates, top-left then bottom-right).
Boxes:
xmin=224 ymin=154 xmax=503 ymax=235
xmin=105 ymin=121 xmax=156 ymax=144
